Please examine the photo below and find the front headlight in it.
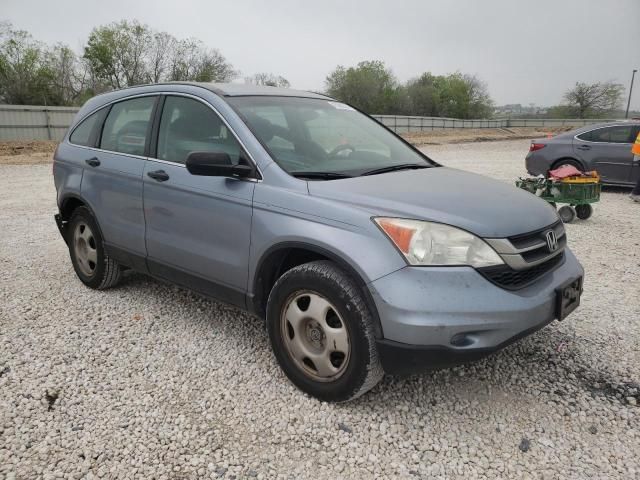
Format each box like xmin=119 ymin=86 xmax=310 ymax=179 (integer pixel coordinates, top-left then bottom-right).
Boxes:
xmin=374 ymin=217 xmax=503 ymax=267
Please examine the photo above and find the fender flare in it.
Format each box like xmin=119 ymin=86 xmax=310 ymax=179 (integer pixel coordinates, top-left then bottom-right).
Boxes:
xmin=58 ymin=193 xmax=106 ymax=243
xmin=251 ymin=241 xmax=384 ymax=339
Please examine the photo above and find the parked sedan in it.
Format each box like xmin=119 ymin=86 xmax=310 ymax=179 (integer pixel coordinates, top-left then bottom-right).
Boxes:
xmin=526 ymin=121 xmax=640 ymax=186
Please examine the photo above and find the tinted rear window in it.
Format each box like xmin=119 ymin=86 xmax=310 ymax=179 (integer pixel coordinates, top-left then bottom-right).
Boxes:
xmin=100 ymin=96 xmax=156 ymax=156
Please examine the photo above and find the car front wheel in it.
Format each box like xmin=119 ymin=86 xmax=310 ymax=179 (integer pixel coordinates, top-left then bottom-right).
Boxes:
xmin=266 ymin=260 xmax=383 ymax=402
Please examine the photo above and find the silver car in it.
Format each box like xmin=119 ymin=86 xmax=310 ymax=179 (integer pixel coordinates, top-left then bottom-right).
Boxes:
xmin=53 ymin=83 xmax=584 ymax=401
xmin=526 ymin=121 xmax=640 ymax=186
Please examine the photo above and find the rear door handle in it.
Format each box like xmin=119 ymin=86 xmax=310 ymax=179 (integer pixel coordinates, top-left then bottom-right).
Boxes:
xmin=577 ymin=144 xmax=591 ymax=151
xmin=85 ymin=157 xmax=100 ymax=167
xmin=147 ymin=170 xmax=170 ymax=182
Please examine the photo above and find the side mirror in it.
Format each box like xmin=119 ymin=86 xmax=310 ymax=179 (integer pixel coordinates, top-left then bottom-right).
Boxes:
xmin=185 ymin=151 xmax=254 ymax=178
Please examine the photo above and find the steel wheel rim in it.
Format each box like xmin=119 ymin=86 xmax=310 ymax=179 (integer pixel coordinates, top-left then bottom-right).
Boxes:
xmin=73 ymin=222 xmax=98 ymax=277
xmin=280 ymin=291 xmax=351 ymax=382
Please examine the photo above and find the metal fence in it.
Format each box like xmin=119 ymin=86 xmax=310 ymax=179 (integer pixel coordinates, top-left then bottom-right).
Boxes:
xmin=0 ymin=105 xmax=79 ymax=141
xmin=370 ymin=115 xmax=616 ymax=133
xmin=0 ymin=104 xmax=619 ymax=141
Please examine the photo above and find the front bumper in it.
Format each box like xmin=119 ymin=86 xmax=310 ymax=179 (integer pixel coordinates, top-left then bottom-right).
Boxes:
xmin=368 ymin=248 xmax=583 ymax=375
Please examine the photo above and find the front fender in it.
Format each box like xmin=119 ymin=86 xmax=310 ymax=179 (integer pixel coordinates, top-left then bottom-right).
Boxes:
xmin=248 ymin=204 xmax=406 ymax=291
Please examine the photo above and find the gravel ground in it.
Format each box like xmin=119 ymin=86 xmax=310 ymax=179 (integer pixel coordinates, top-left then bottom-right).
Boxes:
xmin=1 ymin=139 xmax=638 ymax=479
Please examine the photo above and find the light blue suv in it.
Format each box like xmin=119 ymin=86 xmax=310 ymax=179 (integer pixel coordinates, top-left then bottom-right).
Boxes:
xmin=53 ymin=83 xmax=584 ymax=401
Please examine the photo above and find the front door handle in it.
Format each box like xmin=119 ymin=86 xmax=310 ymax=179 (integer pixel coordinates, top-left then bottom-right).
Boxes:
xmin=576 ymin=144 xmax=591 ymax=151
xmin=85 ymin=157 xmax=100 ymax=167
xmin=147 ymin=170 xmax=170 ymax=182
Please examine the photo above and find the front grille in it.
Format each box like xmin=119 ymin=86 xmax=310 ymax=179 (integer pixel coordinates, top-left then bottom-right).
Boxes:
xmin=478 ymin=252 xmax=565 ymax=290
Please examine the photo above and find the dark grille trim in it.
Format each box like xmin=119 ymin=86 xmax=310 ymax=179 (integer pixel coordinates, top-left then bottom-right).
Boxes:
xmin=520 ymin=235 xmax=567 ymax=263
xmin=508 ymin=220 xmax=564 ymax=250
xmin=478 ymin=252 xmax=565 ymax=290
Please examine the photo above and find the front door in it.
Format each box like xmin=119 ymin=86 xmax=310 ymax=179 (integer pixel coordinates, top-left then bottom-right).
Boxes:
xmin=574 ymin=125 xmax=635 ymax=184
xmin=143 ymin=95 xmax=256 ymax=307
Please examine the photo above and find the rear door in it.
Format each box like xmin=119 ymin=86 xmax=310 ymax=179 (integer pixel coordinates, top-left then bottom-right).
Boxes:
xmin=142 ymin=94 xmax=256 ymax=307
xmin=79 ymin=95 xmax=158 ymax=257
xmin=573 ymin=125 xmax=635 ymax=184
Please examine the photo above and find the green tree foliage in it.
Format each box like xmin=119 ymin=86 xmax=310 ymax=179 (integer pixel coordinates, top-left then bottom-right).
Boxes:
xmin=326 ymin=61 xmax=493 ymax=118
xmin=0 ymin=24 xmax=58 ymax=104
xmin=562 ymin=81 xmax=624 ymax=118
xmin=325 ymin=61 xmax=408 ymax=114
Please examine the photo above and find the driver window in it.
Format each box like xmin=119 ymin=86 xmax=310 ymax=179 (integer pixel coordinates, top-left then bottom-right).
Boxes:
xmin=157 ymin=96 xmax=242 ymax=164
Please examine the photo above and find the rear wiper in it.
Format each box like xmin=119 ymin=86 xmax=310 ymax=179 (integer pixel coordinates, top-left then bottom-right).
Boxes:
xmin=290 ymin=171 xmax=353 ymax=180
xmin=361 ymin=163 xmax=429 ymax=176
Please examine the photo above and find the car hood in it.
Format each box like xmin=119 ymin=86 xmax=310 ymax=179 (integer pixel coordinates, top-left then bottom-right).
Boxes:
xmin=307 ymin=167 xmax=559 ymax=238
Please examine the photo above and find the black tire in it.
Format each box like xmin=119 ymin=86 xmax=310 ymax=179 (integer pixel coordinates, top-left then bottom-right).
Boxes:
xmin=550 ymin=158 xmax=583 ymax=173
xmin=266 ymin=260 xmax=383 ymax=402
xmin=575 ymin=204 xmax=593 ymax=220
xmin=558 ymin=205 xmax=576 ymax=223
xmin=68 ymin=207 xmax=121 ymax=289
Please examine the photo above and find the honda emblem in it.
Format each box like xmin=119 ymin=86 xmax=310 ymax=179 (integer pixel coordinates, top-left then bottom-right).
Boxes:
xmin=546 ymin=230 xmax=558 ymax=252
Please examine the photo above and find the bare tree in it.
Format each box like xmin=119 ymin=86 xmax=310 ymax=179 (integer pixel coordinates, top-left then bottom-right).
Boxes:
xmin=84 ymin=21 xmax=236 ymax=89
xmin=169 ymin=38 xmax=236 ymax=82
xmin=247 ymin=73 xmax=290 ymax=88
xmin=563 ymin=81 xmax=624 ymax=118
xmin=46 ymin=44 xmax=86 ymax=105
xmin=148 ymin=31 xmax=175 ymax=83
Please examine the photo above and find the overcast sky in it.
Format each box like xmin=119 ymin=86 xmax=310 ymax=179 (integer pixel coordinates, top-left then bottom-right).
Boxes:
xmin=4 ymin=0 xmax=640 ymax=109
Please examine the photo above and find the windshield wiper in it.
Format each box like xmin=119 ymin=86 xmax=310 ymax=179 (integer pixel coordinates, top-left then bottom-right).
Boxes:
xmin=290 ymin=171 xmax=353 ymax=180
xmin=360 ymin=163 xmax=429 ymax=176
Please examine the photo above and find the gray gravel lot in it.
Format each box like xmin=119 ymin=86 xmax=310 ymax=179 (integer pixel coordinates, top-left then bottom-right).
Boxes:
xmin=1 ymin=139 xmax=638 ymax=479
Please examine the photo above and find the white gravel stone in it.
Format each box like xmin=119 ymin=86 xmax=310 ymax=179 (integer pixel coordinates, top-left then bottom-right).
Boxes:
xmin=0 ymin=140 xmax=638 ymax=479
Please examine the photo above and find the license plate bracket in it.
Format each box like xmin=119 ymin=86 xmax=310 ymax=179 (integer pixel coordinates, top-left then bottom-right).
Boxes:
xmin=556 ymin=276 xmax=583 ymax=320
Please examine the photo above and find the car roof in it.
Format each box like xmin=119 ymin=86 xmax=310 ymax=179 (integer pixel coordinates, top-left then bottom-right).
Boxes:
xmin=571 ymin=120 xmax=640 ymax=134
xmin=169 ymin=82 xmax=333 ymax=100
xmin=74 ymin=82 xmax=335 ymax=121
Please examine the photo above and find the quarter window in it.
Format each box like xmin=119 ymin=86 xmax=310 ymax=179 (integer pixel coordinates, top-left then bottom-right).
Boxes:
xmin=69 ymin=108 xmax=107 ymax=147
xmin=589 ymin=128 xmax=611 ymax=143
xmin=156 ymin=96 xmax=243 ymax=164
xmin=100 ymin=96 xmax=156 ymax=156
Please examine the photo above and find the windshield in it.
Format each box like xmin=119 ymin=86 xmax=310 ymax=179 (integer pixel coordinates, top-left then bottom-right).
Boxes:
xmin=227 ymin=96 xmax=434 ymax=177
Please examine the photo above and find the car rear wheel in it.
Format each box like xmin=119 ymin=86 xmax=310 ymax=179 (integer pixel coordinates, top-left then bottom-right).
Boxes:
xmin=266 ymin=260 xmax=383 ymax=402
xmin=551 ymin=158 xmax=583 ymax=173
xmin=68 ymin=207 xmax=122 ymax=289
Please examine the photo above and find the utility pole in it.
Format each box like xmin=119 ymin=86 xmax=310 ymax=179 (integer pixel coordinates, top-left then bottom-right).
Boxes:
xmin=626 ymin=69 xmax=637 ymax=119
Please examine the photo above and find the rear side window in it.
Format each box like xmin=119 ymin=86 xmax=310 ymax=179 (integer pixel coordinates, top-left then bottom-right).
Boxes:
xmin=577 ymin=126 xmax=633 ymax=143
xmin=69 ymin=108 xmax=107 ymax=147
xmin=156 ymin=96 xmax=243 ymax=164
xmin=100 ymin=96 xmax=156 ymax=156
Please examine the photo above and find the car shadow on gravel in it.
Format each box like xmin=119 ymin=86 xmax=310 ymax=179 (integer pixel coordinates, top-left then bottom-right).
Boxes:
xmin=111 ymin=271 xmax=639 ymax=409
xmin=365 ymin=326 xmax=639 ymax=409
